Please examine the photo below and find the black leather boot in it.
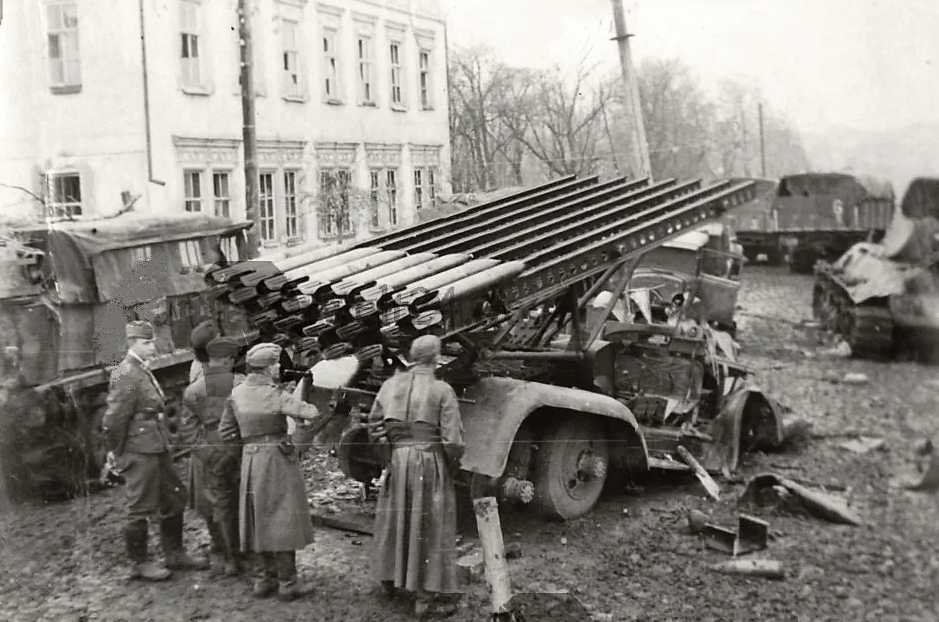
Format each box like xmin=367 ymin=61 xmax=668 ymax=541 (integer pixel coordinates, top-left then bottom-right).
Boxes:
xmin=217 ymin=517 xmax=242 ymax=577
xmin=159 ymin=513 xmax=209 ymax=570
xmin=253 ymin=552 xmax=278 ymax=598
xmin=275 ymin=551 xmax=315 ymax=601
xmin=125 ymin=519 xmax=171 ymax=581
xmin=207 ymin=520 xmax=225 ymax=555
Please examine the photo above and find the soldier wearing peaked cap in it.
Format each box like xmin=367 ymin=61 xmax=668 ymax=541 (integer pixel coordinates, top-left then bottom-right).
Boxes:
xmin=219 ymin=342 xmax=339 ymax=601
xmin=179 ymin=336 xmax=246 ymax=576
xmin=189 ymin=320 xmax=219 ymax=383
xmin=101 ymin=321 xmax=209 ymax=582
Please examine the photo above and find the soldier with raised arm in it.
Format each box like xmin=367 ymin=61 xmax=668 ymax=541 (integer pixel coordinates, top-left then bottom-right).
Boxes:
xmin=101 ymin=320 xmax=208 ymax=581
xmin=218 ymin=342 xmax=337 ymax=601
xmin=369 ymin=335 xmax=465 ymax=617
xmin=179 ymin=336 xmax=245 ymax=576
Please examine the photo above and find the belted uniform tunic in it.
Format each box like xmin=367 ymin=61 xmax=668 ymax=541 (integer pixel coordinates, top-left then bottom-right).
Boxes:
xmin=219 ymin=373 xmax=327 ymax=552
xmin=101 ymin=352 xmax=187 ymax=519
xmin=181 ymin=365 xmax=245 ymax=522
xmin=368 ymin=367 xmax=465 ymax=595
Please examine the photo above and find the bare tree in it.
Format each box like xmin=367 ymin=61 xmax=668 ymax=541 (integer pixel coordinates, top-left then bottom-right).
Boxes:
xmin=501 ymin=63 xmax=613 ymax=178
xmin=709 ymin=77 xmax=810 ymax=178
xmin=448 ymin=45 xmax=528 ymax=192
xmin=304 ymin=170 xmax=372 ymax=245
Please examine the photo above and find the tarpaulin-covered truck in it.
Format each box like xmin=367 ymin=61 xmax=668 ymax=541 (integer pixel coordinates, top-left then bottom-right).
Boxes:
xmin=725 ymin=173 xmax=895 ymax=271
xmin=0 ymin=213 xmax=253 ymax=501
xmin=207 ymin=175 xmax=806 ymax=521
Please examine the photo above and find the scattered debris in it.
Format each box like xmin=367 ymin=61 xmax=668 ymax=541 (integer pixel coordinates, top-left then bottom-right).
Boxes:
xmin=821 ymin=370 xmax=842 ymax=383
xmin=895 ymin=434 xmax=939 ymax=492
xmin=739 ymin=473 xmax=862 ymax=525
xmin=560 ymin=537 xmax=568 ymax=545
xmin=702 ymin=514 xmax=769 ymax=556
xmin=456 ymin=552 xmax=485 ymax=584
xmin=842 ymin=373 xmax=869 ymax=385
xmin=838 ymin=437 xmax=885 ymax=454
xmin=819 ymin=341 xmax=853 ymax=358
xmin=457 ymin=541 xmax=475 ymax=556
xmin=473 ymin=496 xmax=513 ymax=616
xmin=686 ymin=509 xmax=710 ymax=534
xmin=676 ymin=446 xmax=721 ymax=500
xmin=310 ymin=513 xmax=373 ymax=536
xmin=713 ymin=559 xmax=785 ymax=580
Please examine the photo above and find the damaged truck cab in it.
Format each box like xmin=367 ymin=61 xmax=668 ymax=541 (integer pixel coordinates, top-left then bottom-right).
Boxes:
xmin=0 ymin=213 xmax=253 ymax=501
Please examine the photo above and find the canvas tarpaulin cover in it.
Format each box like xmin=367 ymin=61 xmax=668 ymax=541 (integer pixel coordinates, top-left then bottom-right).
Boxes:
xmin=777 ymin=173 xmax=895 ymax=203
xmin=14 ymin=213 xmax=249 ymax=304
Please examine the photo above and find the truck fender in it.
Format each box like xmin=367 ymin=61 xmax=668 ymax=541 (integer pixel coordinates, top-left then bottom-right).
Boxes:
xmin=458 ymin=376 xmax=649 ymax=479
xmin=699 ymin=388 xmax=788 ymax=473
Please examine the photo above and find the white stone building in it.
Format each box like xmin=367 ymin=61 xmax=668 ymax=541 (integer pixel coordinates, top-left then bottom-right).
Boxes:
xmin=0 ymin=0 xmax=450 ymax=249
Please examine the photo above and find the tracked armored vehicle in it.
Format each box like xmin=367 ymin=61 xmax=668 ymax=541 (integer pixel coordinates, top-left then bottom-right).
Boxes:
xmin=207 ymin=175 xmax=805 ymax=520
xmin=812 ymin=177 xmax=939 ymax=359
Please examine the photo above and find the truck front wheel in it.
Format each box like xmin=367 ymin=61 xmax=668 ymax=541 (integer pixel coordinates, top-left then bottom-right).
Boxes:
xmin=532 ymin=417 xmax=609 ymax=520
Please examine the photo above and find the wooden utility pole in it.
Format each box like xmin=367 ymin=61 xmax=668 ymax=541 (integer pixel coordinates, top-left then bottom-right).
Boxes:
xmin=758 ymin=103 xmax=767 ymax=177
xmin=238 ymin=0 xmax=260 ymax=259
xmin=610 ymin=0 xmax=652 ymax=181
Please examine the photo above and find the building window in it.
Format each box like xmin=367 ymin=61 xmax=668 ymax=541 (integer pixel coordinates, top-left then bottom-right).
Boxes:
xmin=281 ymin=19 xmax=300 ymax=96
xmin=368 ymin=170 xmax=381 ymax=229
xmin=389 ymin=42 xmax=403 ymax=108
xmin=259 ymin=172 xmax=275 ymax=241
xmin=418 ymin=49 xmax=432 ymax=109
xmin=219 ymin=236 xmax=240 ymax=263
xmin=47 ymin=173 xmax=82 ymax=217
xmin=413 ymin=169 xmax=423 ymax=210
xmin=212 ymin=171 xmax=230 ymax=218
xmin=387 ymin=170 xmax=398 ymax=226
xmin=414 ymin=166 xmax=439 ymax=210
xmin=179 ymin=240 xmax=202 ymax=269
xmin=47 ymin=2 xmax=81 ymax=90
xmin=132 ymin=246 xmax=152 ymax=263
xmin=179 ymin=0 xmax=203 ymax=88
xmin=322 ymin=28 xmax=340 ymax=101
xmin=183 ymin=170 xmax=202 ymax=212
xmin=368 ymin=168 xmax=398 ymax=230
xmin=357 ymin=36 xmax=374 ymax=105
xmin=284 ymin=170 xmax=300 ymax=239
xmin=428 ymin=167 xmax=437 ymax=207
xmin=318 ymin=169 xmax=353 ymax=239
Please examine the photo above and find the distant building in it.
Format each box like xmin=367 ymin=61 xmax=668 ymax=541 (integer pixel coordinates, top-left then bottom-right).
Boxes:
xmin=0 ymin=0 xmax=450 ymax=250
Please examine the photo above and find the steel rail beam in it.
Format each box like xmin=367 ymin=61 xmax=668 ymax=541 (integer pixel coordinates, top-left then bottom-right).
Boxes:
xmin=499 ymin=181 xmax=756 ymax=306
xmin=396 ymin=177 xmax=647 ymax=255
xmin=353 ymin=175 xmax=587 ymax=250
xmin=467 ymin=179 xmax=690 ymax=260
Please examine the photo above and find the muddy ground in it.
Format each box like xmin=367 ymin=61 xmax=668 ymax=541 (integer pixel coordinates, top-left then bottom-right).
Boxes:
xmin=1 ymin=266 xmax=938 ymax=622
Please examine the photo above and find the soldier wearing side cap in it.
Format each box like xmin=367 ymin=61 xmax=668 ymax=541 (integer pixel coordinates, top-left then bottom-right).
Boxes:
xmin=101 ymin=320 xmax=209 ymax=582
xmin=179 ymin=336 xmax=246 ymax=576
xmin=368 ymin=335 xmax=464 ymax=617
xmin=189 ymin=320 xmax=219 ymax=383
xmin=218 ymin=342 xmax=338 ymax=601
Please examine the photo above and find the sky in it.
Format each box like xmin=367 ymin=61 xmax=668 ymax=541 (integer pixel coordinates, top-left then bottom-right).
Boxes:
xmin=440 ymin=0 xmax=939 ymax=137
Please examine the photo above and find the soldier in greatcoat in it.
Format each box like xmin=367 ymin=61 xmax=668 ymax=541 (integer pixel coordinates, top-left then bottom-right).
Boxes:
xmin=218 ymin=342 xmax=337 ymax=601
xmin=180 ymin=336 xmax=245 ymax=576
xmin=101 ymin=320 xmax=208 ymax=581
xmin=368 ymin=335 xmax=465 ymax=617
